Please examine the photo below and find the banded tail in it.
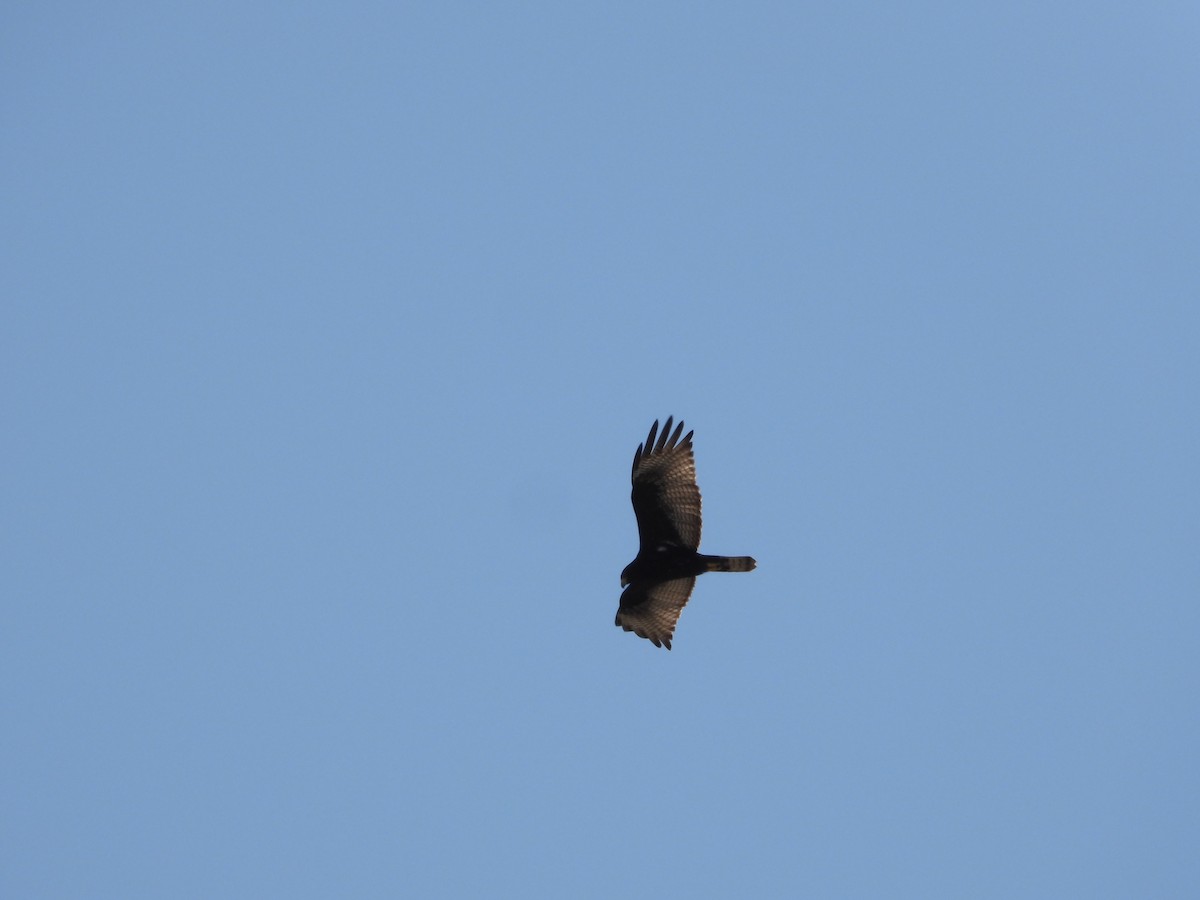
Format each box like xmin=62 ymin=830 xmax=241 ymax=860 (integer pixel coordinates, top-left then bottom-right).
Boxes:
xmin=701 ymin=554 xmax=757 ymax=573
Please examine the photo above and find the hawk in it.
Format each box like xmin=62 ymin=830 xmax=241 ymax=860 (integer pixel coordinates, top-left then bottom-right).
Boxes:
xmin=616 ymin=417 xmax=756 ymax=649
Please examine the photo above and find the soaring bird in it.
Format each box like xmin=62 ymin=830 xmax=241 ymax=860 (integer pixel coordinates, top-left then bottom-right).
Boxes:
xmin=616 ymin=417 xmax=756 ymax=649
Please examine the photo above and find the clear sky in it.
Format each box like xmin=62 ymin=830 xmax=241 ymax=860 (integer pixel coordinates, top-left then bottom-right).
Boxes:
xmin=3 ymin=3 xmax=1197 ymax=898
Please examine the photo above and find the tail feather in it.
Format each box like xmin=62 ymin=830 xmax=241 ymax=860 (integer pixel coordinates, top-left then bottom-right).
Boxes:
xmin=702 ymin=555 xmax=757 ymax=573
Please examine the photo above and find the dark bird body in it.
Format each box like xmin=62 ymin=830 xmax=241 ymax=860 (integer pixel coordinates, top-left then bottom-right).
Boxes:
xmin=616 ymin=417 xmax=756 ymax=649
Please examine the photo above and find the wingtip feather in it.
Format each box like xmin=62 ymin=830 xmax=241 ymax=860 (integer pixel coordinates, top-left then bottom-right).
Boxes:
xmin=655 ymin=416 xmax=673 ymax=452
xmin=668 ymin=418 xmax=685 ymax=448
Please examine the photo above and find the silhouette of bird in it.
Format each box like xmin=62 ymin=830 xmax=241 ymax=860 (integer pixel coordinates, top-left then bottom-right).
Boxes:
xmin=616 ymin=417 xmax=756 ymax=649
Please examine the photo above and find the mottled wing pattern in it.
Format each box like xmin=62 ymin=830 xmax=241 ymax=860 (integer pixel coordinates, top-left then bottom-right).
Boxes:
xmin=615 ymin=576 xmax=697 ymax=650
xmin=630 ymin=416 xmax=702 ymax=551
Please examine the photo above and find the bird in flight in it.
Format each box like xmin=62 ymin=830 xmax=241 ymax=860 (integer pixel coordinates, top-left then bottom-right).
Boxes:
xmin=616 ymin=417 xmax=756 ymax=649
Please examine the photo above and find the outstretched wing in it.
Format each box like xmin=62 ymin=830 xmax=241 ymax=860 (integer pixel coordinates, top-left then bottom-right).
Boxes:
xmin=615 ymin=576 xmax=697 ymax=650
xmin=630 ymin=416 xmax=702 ymax=551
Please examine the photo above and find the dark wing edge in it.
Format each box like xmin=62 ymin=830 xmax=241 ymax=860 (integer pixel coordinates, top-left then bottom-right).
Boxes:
xmin=630 ymin=416 xmax=693 ymax=482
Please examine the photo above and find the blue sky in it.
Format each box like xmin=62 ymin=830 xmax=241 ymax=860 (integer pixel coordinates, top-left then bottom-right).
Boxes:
xmin=3 ymin=3 xmax=1197 ymax=897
